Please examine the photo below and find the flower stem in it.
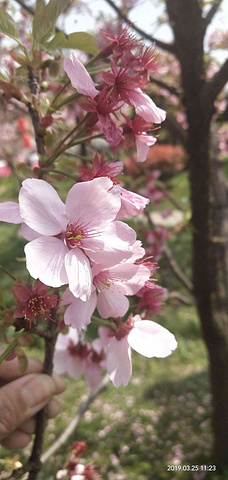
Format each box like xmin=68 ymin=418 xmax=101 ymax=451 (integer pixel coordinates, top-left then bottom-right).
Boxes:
xmin=0 ymin=339 xmax=19 ymax=364
xmin=50 ymin=79 xmax=70 ymax=108
xmin=0 ymin=265 xmax=16 ymax=281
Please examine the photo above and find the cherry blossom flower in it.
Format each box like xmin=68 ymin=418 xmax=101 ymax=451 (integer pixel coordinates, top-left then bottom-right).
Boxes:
xmin=79 ymin=154 xmax=149 ymax=217
xmin=0 ymin=177 xmax=136 ymax=301
xmin=13 ymin=280 xmax=58 ymax=327
xmin=101 ymin=23 xmax=141 ymax=59
xmin=92 ymin=259 xmax=150 ymax=318
xmin=130 ymin=44 xmax=158 ymax=81
xmin=64 ymin=56 xmax=123 ymax=147
xmin=62 ymin=289 xmax=97 ymax=328
xmin=116 ymin=186 xmax=150 ymax=218
xmin=97 ymin=315 xmax=177 ymax=387
xmin=136 ymin=283 xmax=167 ymax=317
xmin=123 ymin=115 xmax=158 ymax=162
xmin=102 ymin=59 xmax=166 ymax=124
xmin=79 ymin=153 xmax=123 ymax=184
xmin=54 ymin=327 xmax=103 ymax=389
xmin=61 ymin=241 xmax=149 ymax=325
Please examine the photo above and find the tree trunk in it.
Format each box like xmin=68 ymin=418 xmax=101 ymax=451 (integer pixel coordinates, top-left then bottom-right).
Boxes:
xmin=166 ymin=0 xmax=228 ymax=466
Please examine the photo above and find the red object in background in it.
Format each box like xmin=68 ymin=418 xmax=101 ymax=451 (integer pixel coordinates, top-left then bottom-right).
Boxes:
xmin=0 ymin=160 xmax=12 ymax=177
xmin=22 ymin=133 xmax=32 ymax=148
xmin=17 ymin=117 xmax=29 ymax=133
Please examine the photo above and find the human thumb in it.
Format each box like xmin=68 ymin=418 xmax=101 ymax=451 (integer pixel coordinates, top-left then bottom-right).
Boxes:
xmin=0 ymin=373 xmax=66 ymax=440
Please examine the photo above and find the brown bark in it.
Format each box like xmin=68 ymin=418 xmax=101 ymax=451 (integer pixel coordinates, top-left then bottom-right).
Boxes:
xmin=166 ymin=0 xmax=228 ymax=466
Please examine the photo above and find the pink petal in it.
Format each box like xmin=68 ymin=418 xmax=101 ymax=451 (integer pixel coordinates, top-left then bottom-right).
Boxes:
xmin=13 ymin=304 xmax=25 ymax=318
xmin=65 ymin=355 xmax=85 ymax=379
xmin=97 ymin=326 xmax=114 ymax=346
xmin=20 ymin=223 xmax=42 ymax=241
xmin=64 ymin=55 xmax=99 ymax=99
xmin=33 ymin=280 xmax=49 ymax=295
xmin=100 ymin=264 xmax=150 ymax=296
xmin=64 ymin=291 xmax=97 ymax=328
xmin=106 ymin=337 xmax=132 ymax=387
xmin=84 ymin=360 xmax=102 ymax=389
xmin=66 ymin=177 xmax=120 ymax=229
xmin=135 ymin=134 xmax=157 ymax=162
xmin=19 ymin=179 xmax=67 ymax=236
xmin=117 ymin=187 xmax=150 ymax=218
xmin=13 ymin=284 xmax=31 ymax=302
xmin=97 ymin=290 xmax=129 ymax=318
xmin=98 ymin=114 xmax=124 ymax=147
xmin=0 ymin=202 xmax=22 ymax=224
xmin=128 ymin=320 xmax=177 ymax=358
xmin=84 ymin=221 xmax=136 ymax=267
xmin=65 ymin=249 xmax=92 ymax=301
xmin=55 ymin=327 xmax=79 ymax=350
xmin=61 ymin=287 xmax=76 ymax=306
xmin=124 ymin=240 xmax=145 ymax=263
xmin=53 ymin=350 xmax=69 ymax=374
xmin=24 ymin=237 xmax=68 ymax=287
xmin=129 ymin=88 xmax=166 ymax=123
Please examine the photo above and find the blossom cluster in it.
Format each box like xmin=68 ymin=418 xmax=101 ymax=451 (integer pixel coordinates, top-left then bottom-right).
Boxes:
xmin=0 ymin=24 xmax=176 ymax=390
xmin=63 ymin=24 xmax=166 ymax=162
xmin=0 ymin=168 xmax=177 ymax=387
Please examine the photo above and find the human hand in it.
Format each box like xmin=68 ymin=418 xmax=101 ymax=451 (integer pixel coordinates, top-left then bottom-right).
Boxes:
xmin=0 ymin=356 xmax=67 ymax=449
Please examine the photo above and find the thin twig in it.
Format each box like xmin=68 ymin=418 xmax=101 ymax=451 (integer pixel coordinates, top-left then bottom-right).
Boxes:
xmin=145 ymin=211 xmax=193 ymax=292
xmin=0 ymin=265 xmax=16 ymax=281
xmin=41 ymin=375 xmax=110 ymax=463
xmin=0 ymin=339 xmax=19 ymax=364
xmin=203 ymin=0 xmax=222 ymax=32
xmin=27 ymin=66 xmax=46 ymax=156
xmin=166 ymin=291 xmax=194 ymax=305
xmin=150 ymin=77 xmax=181 ymax=97
xmin=14 ymin=0 xmax=61 ymax=33
xmin=9 ymin=315 xmax=59 ymax=480
xmin=27 ymin=315 xmax=59 ymax=480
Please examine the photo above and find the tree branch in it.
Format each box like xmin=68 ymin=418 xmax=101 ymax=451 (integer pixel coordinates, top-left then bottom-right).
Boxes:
xmin=41 ymin=375 xmax=110 ymax=464
xmin=206 ymin=59 xmax=228 ymax=103
xmin=150 ymin=76 xmax=181 ymax=97
xmin=27 ymin=316 xmax=59 ymax=480
xmin=104 ymin=0 xmax=176 ymax=54
xmin=164 ymin=113 xmax=187 ymax=144
xmin=27 ymin=66 xmax=46 ymax=156
xmin=14 ymin=0 xmax=35 ymax=15
xmin=166 ymin=291 xmax=194 ymax=305
xmin=14 ymin=0 xmax=61 ymax=33
xmin=202 ymin=0 xmax=222 ymax=33
xmin=9 ymin=314 xmax=59 ymax=480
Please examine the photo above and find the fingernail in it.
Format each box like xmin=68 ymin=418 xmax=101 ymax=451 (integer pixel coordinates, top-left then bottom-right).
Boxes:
xmin=20 ymin=374 xmax=56 ymax=408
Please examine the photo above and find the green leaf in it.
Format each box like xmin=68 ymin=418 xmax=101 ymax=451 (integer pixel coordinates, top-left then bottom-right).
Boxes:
xmin=14 ymin=163 xmax=35 ymax=179
xmin=33 ymin=0 xmax=71 ymax=45
xmin=45 ymin=31 xmax=99 ymax=55
xmin=0 ymin=7 xmax=19 ymax=42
